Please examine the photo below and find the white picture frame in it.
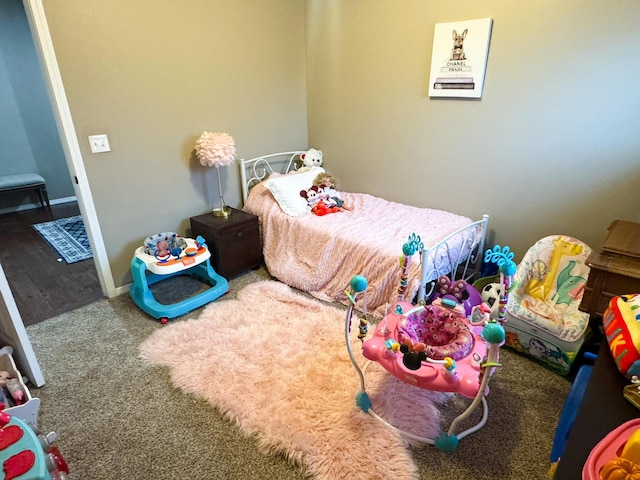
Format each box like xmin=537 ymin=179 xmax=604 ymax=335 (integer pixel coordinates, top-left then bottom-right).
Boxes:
xmin=428 ymin=18 xmax=493 ymax=99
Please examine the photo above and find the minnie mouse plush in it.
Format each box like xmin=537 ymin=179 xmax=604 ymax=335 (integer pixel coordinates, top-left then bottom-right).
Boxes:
xmin=435 ymin=275 xmax=483 ymax=316
xmin=300 ymin=185 xmax=340 ymax=216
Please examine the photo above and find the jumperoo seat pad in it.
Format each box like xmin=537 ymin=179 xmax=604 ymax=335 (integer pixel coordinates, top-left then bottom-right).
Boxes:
xmin=398 ymin=303 xmax=474 ymax=360
xmin=508 ymin=235 xmax=592 ymax=343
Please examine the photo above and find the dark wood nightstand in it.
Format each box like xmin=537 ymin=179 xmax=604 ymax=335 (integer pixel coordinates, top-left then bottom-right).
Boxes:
xmin=190 ymin=208 xmax=263 ymax=279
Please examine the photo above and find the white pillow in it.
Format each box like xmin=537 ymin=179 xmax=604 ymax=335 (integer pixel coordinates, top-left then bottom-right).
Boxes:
xmin=263 ymin=167 xmax=325 ymax=216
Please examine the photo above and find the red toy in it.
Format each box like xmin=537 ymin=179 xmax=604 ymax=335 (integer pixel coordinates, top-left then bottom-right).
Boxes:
xmin=602 ymin=294 xmax=640 ymax=378
xmin=0 ymin=408 xmax=68 ymax=479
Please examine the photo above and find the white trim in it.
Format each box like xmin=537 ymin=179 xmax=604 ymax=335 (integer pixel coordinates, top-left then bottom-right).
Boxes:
xmin=50 ymin=195 xmax=77 ymax=205
xmin=0 ymin=264 xmax=44 ymax=387
xmin=113 ymin=284 xmax=131 ymax=297
xmin=0 ymin=195 xmax=71 ymax=215
xmin=22 ymin=0 xmax=116 ymax=298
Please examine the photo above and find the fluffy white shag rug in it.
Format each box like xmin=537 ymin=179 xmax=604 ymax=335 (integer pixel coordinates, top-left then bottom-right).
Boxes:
xmin=139 ymin=281 xmax=448 ymax=480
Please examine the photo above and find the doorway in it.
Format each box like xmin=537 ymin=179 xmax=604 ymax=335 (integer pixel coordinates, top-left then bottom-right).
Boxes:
xmin=0 ymin=0 xmax=115 ymax=324
xmin=0 ymin=1 xmax=104 ymax=324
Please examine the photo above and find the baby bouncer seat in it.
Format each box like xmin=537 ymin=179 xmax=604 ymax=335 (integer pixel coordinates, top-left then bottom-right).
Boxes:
xmin=344 ymin=236 xmax=515 ymax=452
xmin=500 ymin=235 xmax=592 ymax=375
xmin=129 ymin=232 xmax=228 ymax=323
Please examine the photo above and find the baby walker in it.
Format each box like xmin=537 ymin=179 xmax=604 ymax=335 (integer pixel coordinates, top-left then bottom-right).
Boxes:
xmin=344 ymin=237 xmax=516 ymax=452
xmin=129 ymin=232 xmax=228 ymax=323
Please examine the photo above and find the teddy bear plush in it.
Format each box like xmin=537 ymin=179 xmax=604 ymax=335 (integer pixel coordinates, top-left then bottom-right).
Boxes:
xmin=298 ymin=148 xmax=323 ymax=172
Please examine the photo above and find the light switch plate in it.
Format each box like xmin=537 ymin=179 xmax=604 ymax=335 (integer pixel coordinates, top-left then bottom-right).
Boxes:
xmin=88 ymin=134 xmax=110 ymax=153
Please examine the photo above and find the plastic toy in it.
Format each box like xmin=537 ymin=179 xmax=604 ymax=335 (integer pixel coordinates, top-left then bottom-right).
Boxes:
xmin=602 ymin=294 xmax=640 ymax=378
xmin=0 ymin=409 xmax=68 ymax=479
xmin=0 ymin=346 xmax=40 ymax=427
xmin=583 ymin=418 xmax=640 ymax=479
xmin=548 ymin=350 xmax=597 ymax=474
xmin=344 ymin=236 xmax=516 ymax=452
xmin=480 ymin=281 xmax=503 ymax=315
xmin=129 ymin=233 xmax=229 ymax=323
xmin=483 ymin=244 xmax=517 ymax=323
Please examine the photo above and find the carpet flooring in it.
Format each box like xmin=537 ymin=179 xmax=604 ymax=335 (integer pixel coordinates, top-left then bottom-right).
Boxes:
xmin=25 ymin=267 xmax=571 ymax=480
xmin=140 ymin=280 xmax=449 ymax=480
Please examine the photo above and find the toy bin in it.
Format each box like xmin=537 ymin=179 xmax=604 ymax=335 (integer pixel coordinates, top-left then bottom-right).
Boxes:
xmin=501 ymin=318 xmax=589 ymax=375
xmin=0 ymin=346 xmax=40 ymax=427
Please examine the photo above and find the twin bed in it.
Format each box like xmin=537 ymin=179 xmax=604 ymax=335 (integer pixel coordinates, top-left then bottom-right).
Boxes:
xmin=240 ymin=151 xmax=489 ymax=316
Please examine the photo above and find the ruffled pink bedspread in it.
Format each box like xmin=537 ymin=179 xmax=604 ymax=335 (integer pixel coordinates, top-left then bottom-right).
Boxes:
xmin=244 ymin=183 xmax=473 ymax=316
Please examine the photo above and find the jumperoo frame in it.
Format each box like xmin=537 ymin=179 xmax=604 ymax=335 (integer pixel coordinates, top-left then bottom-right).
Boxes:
xmin=344 ymin=238 xmax=516 ymax=452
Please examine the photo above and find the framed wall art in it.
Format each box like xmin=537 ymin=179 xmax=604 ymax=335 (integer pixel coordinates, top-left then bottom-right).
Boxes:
xmin=428 ymin=18 xmax=493 ymax=99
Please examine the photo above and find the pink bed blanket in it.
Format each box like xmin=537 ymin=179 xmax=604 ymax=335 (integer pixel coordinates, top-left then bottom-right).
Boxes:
xmin=244 ymin=183 xmax=474 ymax=316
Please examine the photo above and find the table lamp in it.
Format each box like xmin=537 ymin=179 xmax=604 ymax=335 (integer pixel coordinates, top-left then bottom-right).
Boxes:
xmin=195 ymin=131 xmax=236 ymax=217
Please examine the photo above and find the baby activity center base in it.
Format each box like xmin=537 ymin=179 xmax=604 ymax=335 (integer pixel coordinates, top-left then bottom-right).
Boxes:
xmin=129 ymin=233 xmax=228 ymax=322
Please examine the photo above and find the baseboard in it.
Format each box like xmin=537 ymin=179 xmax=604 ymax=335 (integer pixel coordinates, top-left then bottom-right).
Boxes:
xmin=0 ymin=196 xmax=77 ymax=215
xmin=113 ymin=284 xmax=130 ymax=297
xmin=50 ymin=196 xmax=77 ymax=206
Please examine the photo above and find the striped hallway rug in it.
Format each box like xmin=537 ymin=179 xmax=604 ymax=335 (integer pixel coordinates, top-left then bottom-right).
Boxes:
xmin=32 ymin=215 xmax=92 ymax=264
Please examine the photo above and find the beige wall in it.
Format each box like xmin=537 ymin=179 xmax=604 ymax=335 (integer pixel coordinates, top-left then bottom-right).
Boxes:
xmin=41 ymin=0 xmax=307 ymax=287
xmin=306 ymin=1 xmax=640 ymax=260
xmin=40 ymin=1 xmax=640 ymax=290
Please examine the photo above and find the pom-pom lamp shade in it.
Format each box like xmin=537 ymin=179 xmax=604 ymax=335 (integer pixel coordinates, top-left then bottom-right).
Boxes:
xmin=195 ymin=131 xmax=236 ymax=217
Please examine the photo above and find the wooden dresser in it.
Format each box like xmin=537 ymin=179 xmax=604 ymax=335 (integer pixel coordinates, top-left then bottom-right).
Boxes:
xmin=580 ymin=220 xmax=640 ymax=318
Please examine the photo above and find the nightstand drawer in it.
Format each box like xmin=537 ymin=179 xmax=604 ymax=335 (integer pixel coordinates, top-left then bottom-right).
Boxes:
xmin=190 ymin=209 xmax=263 ymax=279
xmin=220 ymin=223 xmax=258 ymax=242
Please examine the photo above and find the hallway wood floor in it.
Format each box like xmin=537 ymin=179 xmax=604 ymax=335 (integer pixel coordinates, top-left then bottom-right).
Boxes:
xmin=0 ymin=202 xmax=103 ymax=326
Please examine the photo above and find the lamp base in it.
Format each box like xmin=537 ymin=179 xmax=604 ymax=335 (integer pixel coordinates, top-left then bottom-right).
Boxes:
xmin=212 ymin=206 xmax=232 ymax=218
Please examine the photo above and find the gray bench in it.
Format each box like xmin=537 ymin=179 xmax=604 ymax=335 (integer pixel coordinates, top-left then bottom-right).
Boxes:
xmin=0 ymin=174 xmax=50 ymax=209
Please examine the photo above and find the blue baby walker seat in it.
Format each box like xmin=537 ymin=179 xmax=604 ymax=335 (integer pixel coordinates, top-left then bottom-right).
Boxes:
xmin=129 ymin=232 xmax=228 ymax=323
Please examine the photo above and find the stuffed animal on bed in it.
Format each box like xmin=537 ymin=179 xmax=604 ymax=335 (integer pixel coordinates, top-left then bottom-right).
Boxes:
xmin=313 ymin=172 xmax=351 ymax=210
xmin=300 ymin=185 xmax=340 ymax=216
xmin=298 ymin=148 xmax=323 ymax=172
xmin=313 ymin=172 xmax=337 ymax=189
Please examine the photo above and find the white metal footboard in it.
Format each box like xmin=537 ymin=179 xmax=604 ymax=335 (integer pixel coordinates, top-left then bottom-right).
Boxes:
xmin=419 ymin=214 xmax=490 ymax=302
xmin=240 ymin=151 xmax=305 ymax=202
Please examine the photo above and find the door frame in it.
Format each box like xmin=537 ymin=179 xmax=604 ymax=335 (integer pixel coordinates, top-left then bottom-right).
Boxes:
xmin=22 ymin=0 xmax=115 ymax=297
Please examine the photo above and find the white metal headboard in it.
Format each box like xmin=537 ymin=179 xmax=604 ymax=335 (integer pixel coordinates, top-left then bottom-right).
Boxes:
xmin=240 ymin=151 xmax=306 ymax=203
xmin=419 ymin=214 xmax=490 ymax=301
